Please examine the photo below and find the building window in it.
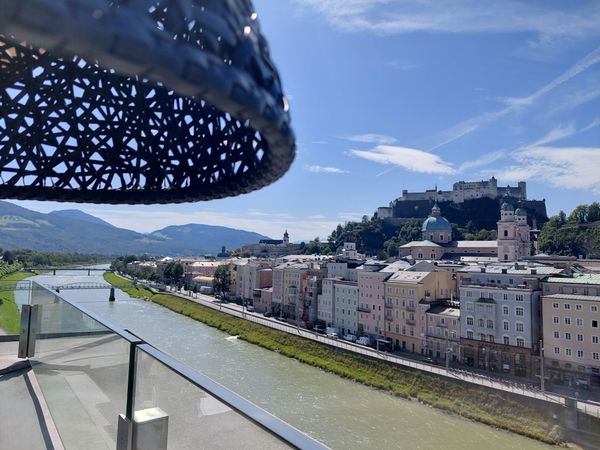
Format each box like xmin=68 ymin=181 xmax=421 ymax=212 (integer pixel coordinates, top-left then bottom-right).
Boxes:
xmin=503 ymin=294 xmax=508 ymax=300
xmin=554 ymin=347 xmax=560 ymax=355
xmin=576 ymin=318 xmax=583 ymax=326
xmin=516 ymin=294 xmax=524 ymax=302
xmin=509 ymin=278 xmax=514 ymax=284
xmin=564 ymin=303 xmax=571 ymax=310
xmin=480 ymin=333 xmax=486 ymax=341
xmin=478 ymin=318 xmax=485 ymax=327
xmin=516 ymin=322 xmax=524 ymax=332
xmin=553 ymin=316 xmax=559 ymax=324
xmin=565 ymin=349 xmax=572 ymax=356
xmin=488 ymin=335 xmax=494 ymax=343
xmin=593 ymin=336 xmax=599 ymax=344
xmin=577 ymin=350 xmax=584 ymax=358
xmin=516 ymin=307 xmax=524 ymax=316
xmin=565 ymin=332 xmax=571 ymax=340
xmin=593 ymin=353 xmax=599 ymax=361
xmin=503 ymin=336 xmax=510 ymax=345
xmin=504 ymin=229 xmax=508 ymax=237
xmin=503 ymin=321 xmax=509 ymax=331
xmin=553 ymin=331 xmax=560 ymax=339
xmin=467 ymin=331 xmax=473 ymax=339
xmin=552 ymin=303 xmax=559 ymax=309
xmin=466 ymin=291 xmax=473 ymax=298
xmin=466 ymin=317 xmax=474 ymax=326
xmin=576 ymin=304 xmax=582 ymax=311
xmin=516 ymin=338 xmax=524 ymax=347
xmin=565 ymin=317 xmax=571 ymax=325
xmin=592 ymin=305 xmax=598 ymax=312
xmin=577 ymin=334 xmax=584 ymax=342
xmin=593 ymin=320 xmax=598 ymax=328
xmin=487 ymin=320 xmax=494 ymax=329
xmin=503 ymin=306 xmax=509 ymax=315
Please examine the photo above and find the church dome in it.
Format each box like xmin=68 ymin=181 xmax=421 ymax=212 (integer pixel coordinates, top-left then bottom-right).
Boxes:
xmin=501 ymin=202 xmax=514 ymax=212
xmin=515 ymin=208 xmax=527 ymax=216
xmin=422 ymin=215 xmax=452 ymax=232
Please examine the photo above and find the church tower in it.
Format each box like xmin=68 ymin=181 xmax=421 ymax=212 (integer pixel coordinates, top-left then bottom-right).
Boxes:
xmin=497 ymin=200 xmax=530 ymax=261
xmin=283 ymin=229 xmax=289 ymax=245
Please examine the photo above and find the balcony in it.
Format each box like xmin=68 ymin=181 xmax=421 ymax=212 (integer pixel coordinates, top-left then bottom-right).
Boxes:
xmin=384 ymin=302 xmax=393 ymax=309
xmin=385 ymin=313 xmax=393 ymax=321
xmin=357 ymin=306 xmax=370 ymax=313
xmin=8 ymin=281 xmax=325 ymax=450
xmin=406 ymin=318 xmax=417 ymax=326
xmin=406 ymin=304 xmax=416 ymax=312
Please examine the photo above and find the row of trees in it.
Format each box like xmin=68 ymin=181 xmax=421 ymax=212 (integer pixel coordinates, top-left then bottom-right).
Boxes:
xmin=538 ymin=203 xmax=600 ymax=258
xmin=1 ymin=249 xmax=107 ymax=267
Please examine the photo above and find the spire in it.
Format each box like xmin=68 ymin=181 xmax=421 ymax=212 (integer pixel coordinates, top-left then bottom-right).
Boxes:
xmin=431 ymin=203 xmax=441 ymax=217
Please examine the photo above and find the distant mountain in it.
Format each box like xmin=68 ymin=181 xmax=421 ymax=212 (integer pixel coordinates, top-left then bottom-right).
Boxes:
xmin=0 ymin=201 xmax=270 ymax=255
xmin=150 ymin=224 xmax=269 ymax=253
xmin=49 ymin=209 xmax=116 ymax=228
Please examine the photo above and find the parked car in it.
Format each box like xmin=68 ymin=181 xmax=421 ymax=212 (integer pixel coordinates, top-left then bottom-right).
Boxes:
xmin=245 ymin=305 xmax=255 ymax=312
xmin=276 ymin=316 xmax=287 ymax=322
xmin=343 ymin=334 xmax=357 ymax=342
xmin=263 ymin=311 xmax=273 ymax=318
xmin=313 ymin=326 xmax=325 ymax=334
xmin=356 ymin=336 xmax=371 ymax=346
xmin=326 ymin=332 xmax=338 ymax=339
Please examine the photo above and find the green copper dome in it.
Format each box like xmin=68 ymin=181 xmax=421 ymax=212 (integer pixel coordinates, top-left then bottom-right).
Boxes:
xmin=501 ymin=202 xmax=514 ymax=212
xmin=515 ymin=208 xmax=527 ymax=216
xmin=422 ymin=215 xmax=452 ymax=232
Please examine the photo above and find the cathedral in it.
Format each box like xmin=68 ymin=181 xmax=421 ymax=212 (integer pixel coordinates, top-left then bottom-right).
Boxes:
xmin=398 ymin=201 xmax=530 ymax=262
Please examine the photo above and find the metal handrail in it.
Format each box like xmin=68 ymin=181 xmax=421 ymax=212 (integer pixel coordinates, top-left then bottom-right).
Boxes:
xmin=32 ymin=281 xmax=328 ymax=449
xmin=138 ymin=344 xmax=328 ymax=450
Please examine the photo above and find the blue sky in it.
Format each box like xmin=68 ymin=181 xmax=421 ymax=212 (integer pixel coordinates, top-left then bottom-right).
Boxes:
xmin=14 ymin=0 xmax=600 ymax=241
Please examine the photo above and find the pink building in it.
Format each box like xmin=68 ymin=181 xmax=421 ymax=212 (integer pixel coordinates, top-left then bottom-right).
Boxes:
xmin=357 ymin=265 xmax=390 ymax=339
xmin=253 ymin=287 xmax=273 ymax=314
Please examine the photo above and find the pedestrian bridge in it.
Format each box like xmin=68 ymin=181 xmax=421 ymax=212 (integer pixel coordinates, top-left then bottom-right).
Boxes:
xmin=0 ymin=281 xmax=134 ymax=292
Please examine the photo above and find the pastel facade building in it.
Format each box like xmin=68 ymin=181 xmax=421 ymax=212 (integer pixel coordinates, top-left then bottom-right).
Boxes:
xmin=357 ymin=265 xmax=389 ymax=339
xmin=334 ymin=280 xmax=359 ymax=336
xmin=235 ymin=261 xmax=272 ymax=302
xmin=384 ymin=271 xmax=455 ymax=353
xmin=541 ymin=274 xmax=600 ymax=389
xmin=458 ymin=263 xmax=563 ymax=377
xmin=317 ymin=278 xmax=335 ymax=327
xmin=425 ymin=304 xmax=460 ymax=362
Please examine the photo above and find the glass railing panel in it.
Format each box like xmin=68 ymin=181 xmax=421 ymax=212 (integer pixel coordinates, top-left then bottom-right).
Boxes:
xmin=133 ymin=346 xmax=292 ymax=450
xmin=29 ymin=282 xmax=132 ymax=450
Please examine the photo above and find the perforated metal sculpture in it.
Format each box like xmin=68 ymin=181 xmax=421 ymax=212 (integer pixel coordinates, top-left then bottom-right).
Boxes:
xmin=0 ymin=0 xmax=294 ymax=204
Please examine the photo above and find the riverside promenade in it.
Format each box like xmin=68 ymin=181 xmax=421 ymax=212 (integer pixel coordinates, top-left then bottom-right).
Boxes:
xmin=156 ymin=285 xmax=600 ymax=420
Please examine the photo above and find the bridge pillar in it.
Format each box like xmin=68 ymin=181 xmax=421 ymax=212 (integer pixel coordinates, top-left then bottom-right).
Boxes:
xmin=109 ymin=287 xmax=116 ymax=302
xmin=88 ymin=269 xmax=91 ymax=276
xmin=53 ymin=269 xmax=56 ymax=276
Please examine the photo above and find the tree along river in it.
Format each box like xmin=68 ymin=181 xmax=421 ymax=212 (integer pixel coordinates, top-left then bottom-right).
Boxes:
xmin=21 ymin=270 xmax=553 ymax=450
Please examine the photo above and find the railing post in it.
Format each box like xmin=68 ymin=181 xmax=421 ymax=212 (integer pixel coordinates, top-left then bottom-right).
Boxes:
xmin=117 ymin=341 xmax=138 ymax=450
xmin=18 ymin=304 xmax=40 ymax=358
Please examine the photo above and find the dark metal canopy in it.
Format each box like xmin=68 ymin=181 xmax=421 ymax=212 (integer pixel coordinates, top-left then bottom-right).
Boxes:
xmin=0 ymin=0 xmax=294 ymax=204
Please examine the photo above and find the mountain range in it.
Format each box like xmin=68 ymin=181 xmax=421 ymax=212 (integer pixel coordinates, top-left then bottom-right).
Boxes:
xmin=0 ymin=201 xmax=269 ymax=255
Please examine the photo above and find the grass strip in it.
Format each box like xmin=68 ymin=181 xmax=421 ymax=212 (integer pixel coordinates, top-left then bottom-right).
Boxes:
xmin=0 ymin=270 xmax=38 ymax=334
xmin=105 ymin=272 xmax=563 ymax=445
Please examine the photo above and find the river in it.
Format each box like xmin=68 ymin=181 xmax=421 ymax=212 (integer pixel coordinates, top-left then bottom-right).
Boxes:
xmin=22 ymin=270 xmax=552 ymax=450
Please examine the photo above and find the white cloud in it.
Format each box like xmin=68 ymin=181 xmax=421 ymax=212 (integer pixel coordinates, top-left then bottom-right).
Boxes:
xmin=458 ymin=150 xmax=506 ymax=172
xmin=338 ymin=212 xmax=366 ymax=222
xmin=582 ymin=117 xmax=600 ymax=132
xmin=497 ymin=146 xmax=600 ymax=194
xmin=345 ymin=133 xmax=397 ymax=145
xmin=430 ymin=45 xmax=600 ymax=149
xmin=551 ymin=88 xmax=600 ymax=114
xmin=307 ymin=165 xmax=350 ymax=174
xmin=527 ymin=123 xmax=576 ymax=147
xmin=385 ymin=59 xmax=418 ymax=71
xmin=349 ymin=145 xmax=455 ymax=174
xmin=293 ymin=0 xmax=600 ymax=38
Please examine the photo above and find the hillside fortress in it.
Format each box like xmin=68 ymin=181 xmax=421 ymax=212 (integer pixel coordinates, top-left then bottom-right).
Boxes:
xmin=377 ymin=177 xmax=527 ymax=219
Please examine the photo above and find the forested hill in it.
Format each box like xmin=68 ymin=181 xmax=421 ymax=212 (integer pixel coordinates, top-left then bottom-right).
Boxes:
xmin=538 ymin=203 xmax=600 ymax=258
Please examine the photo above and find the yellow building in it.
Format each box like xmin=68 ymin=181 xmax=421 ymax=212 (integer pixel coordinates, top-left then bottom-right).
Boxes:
xmin=384 ymin=270 xmax=455 ymax=353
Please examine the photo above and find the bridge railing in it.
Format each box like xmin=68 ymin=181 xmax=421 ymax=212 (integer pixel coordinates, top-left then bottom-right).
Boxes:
xmin=19 ymin=281 xmax=327 ymax=450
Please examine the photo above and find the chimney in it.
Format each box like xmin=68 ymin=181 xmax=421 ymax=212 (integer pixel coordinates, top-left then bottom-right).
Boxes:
xmin=480 ymin=267 xmax=486 ymax=273
xmin=501 ymin=268 xmax=507 ymax=274
xmin=530 ymin=269 xmax=537 ymax=275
